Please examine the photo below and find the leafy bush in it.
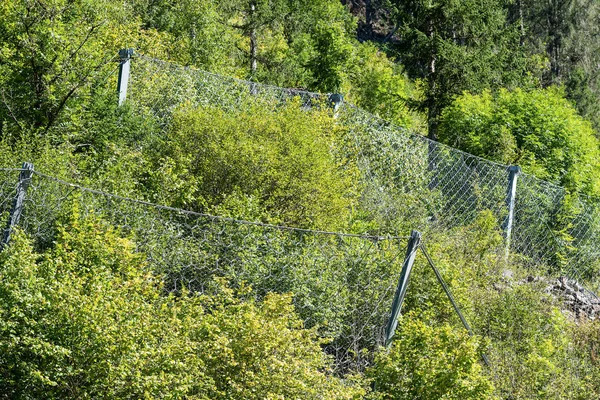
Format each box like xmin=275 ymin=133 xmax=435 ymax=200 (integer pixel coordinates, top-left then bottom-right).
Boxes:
xmin=0 ymin=213 xmax=365 ymax=399
xmin=367 ymin=315 xmax=494 ymax=400
xmin=439 ymin=87 xmax=600 ymax=196
xmin=144 ymin=100 xmax=360 ymax=230
xmin=477 ymin=284 xmax=577 ymax=399
xmin=347 ymin=42 xmax=424 ymax=132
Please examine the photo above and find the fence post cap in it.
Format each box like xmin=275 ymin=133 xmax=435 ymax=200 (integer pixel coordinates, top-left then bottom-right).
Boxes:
xmin=328 ymin=93 xmax=343 ymax=104
xmin=119 ymin=48 xmax=135 ymax=60
xmin=409 ymin=230 xmax=422 ymax=243
xmin=508 ymin=165 xmax=521 ymax=174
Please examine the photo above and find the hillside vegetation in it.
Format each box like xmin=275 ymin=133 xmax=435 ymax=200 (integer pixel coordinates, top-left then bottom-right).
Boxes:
xmin=2 ymin=0 xmax=600 ymax=399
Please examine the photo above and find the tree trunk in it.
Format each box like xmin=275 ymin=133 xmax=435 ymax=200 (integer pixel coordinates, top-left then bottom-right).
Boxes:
xmin=365 ymin=0 xmax=373 ymax=39
xmin=546 ymin=0 xmax=564 ymax=83
xmin=508 ymin=0 xmax=525 ymax=45
xmin=426 ymin=23 xmax=440 ymax=189
xmin=427 ymin=21 xmax=438 ymax=141
xmin=518 ymin=0 xmax=525 ymax=46
xmin=249 ymin=2 xmax=257 ymax=77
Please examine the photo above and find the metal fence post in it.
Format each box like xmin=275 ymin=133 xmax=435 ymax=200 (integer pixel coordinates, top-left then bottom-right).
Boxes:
xmin=503 ymin=165 xmax=521 ymax=260
xmin=385 ymin=230 xmax=421 ymax=347
xmin=118 ymin=48 xmax=134 ymax=106
xmin=1 ymin=162 xmax=34 ymax=250
xmin=328 ymin=93 xmax=344 ymax=117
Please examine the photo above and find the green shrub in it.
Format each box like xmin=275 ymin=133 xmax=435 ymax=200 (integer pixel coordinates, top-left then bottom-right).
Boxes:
xmin=0 ymin=213 xmax=365 ymax=399
xmin=367 ymin=315 xmax=494 ymax=400
xmin=144 ymin=100 xmax=360 ymax=230
xmin=477 ymin=284 xmax=577 ymax=399
xmin=439 ymin=87 xmax=600 ymax=196
xmin=346 ymin=42 xmax=424 ymax=132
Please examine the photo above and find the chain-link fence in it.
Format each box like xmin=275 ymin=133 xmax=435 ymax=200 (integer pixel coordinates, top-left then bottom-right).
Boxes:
xmin=339 ymin=91 xmax=600 ymax=396
xmin=3 ymin=51 xmax=599 ymax=395
xmin=123 ymin=53 xmax=600 ymax=292
xmin=0 ymin=167 xmax=407 ymax=374
xmin=339 ymin=102 xmax=600 ymax=284
xmin=127 ymin=54 xmax=329 ymax=126
xmin=3 ymin=164 xmax=597 ymax=396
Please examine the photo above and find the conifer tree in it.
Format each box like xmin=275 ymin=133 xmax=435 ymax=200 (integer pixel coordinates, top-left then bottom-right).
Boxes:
xmin=385 ymin=0 xmax=532 ymax=140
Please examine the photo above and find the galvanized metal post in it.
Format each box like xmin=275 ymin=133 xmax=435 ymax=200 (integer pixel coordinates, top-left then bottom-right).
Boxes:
xmin=1 ymin=162 xmax=34 ymax=250
xmin=117 ymin=48 xmax=134 ymax=106
xmin=328 ymin=93 xmax=344 ymax=118
xmin=385 ymin=230 xmax=421 ymax=347
xmin=503 ymin=165 xmax=521 ymax=260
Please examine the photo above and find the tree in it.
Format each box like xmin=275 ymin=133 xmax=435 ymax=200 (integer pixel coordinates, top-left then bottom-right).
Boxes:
xmin=438 ymin=87 xmax=600 ymax=195
xmin=516 ymin=0 xmax=600 ymax=131
xmin=212 ymin=0 xmax=357 ymax=91
xmin=0 ymin=0 xmax=143 ymax=137
xmin=384 ymin=0 xmax=533 ymax=140
xmin=561 ymin=0 xmax=600 ymax=132
xmin=127 ymin=0 xmax=242 ymax=75
xmin=346 ymin=42 xmax=423 ymax=130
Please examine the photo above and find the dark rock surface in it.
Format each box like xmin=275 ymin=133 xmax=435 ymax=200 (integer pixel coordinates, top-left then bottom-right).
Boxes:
xmin=547 ymin=276 xmax=600 ymax=320
xmin=497 ymin=272 xmax=600 ymax=320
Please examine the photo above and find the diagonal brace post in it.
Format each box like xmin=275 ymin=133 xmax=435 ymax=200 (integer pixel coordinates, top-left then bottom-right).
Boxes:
xmin=1 ymin=162 xmax=34 ymax=250
xmin=385 ymin=230 xmax=421 ymax=347
xmin=420 ymin=243 xmax=490 ymax=366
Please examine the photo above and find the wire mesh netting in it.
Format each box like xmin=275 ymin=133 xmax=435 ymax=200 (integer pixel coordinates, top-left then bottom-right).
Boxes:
xmin=0 ymin=168 xmax=407 ymax=373
xmin=3 ymin=52 xmax=599 ymax=394
xmin=125 ymin=53 xmax=600 ymax=292
xmin=0 ymin=167 xmax=596 ymax=397
xmin=128 ymin=54 xmax=329 ymax=126
xmin=342 ymin=108 xmax=511 ymax=232
xmin=400 ymin=239 xmax=599 ymax=398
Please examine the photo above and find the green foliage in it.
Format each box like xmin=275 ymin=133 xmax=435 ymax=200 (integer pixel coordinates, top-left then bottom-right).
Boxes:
xmin=129 ymin=0 xmax=243 ymax=74
xmin=566 ymin=65 xmax=600 ymax=133
xmin=306 ymin=19 xmax=355 ymax=93
xmin=367 ymin=315 xmax=494 ymax=400
xmin=216 ymin=0 xmax=357 ymax=90
xmin=4 ymin=0 xmax=600 ymax=398
xmin=570 ymin=320 xmax=600 ymax=398
xmin=0 ymin=0 xmax=138 ymax=136
xmin=385 ymin=208 xmax=600 ymax=399
xmin=144 ymin=101 xmax=359 ymax=230
xmin=478 ymin=284 xmax=579 ymax=399
xmin=439 ymin=87 xmax=600 ymax=195
xmin=0 ymin=214 xmax=365 ymax=399
xmin=198 ymin=285 xmax=366 ymax=399
xmin=397 ymin=211 xmax=504 ymax=334
xmin=0 ymin=219 xmax=210 ymax=398
xmin=346 ymin=42 xmax=424 ymax=131
xmin=384 ymin=0 xmax=535 ymax=138
xmin=515 ymin=0 xmax=600 ymax=130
